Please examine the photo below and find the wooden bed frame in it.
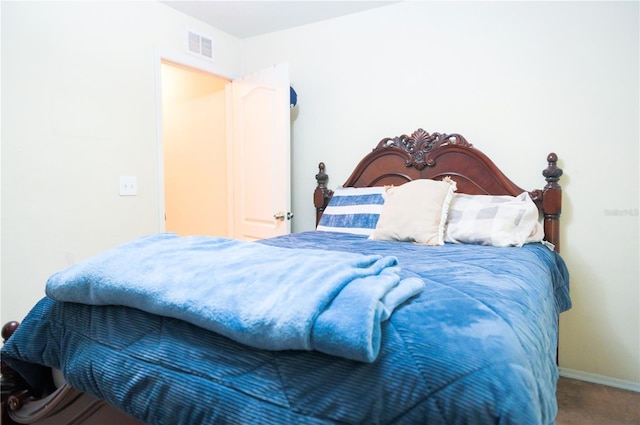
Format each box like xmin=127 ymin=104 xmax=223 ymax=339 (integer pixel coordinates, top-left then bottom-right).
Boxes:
xmin=314 ymin=128 xmax=563 ymax=252
xmin=1 ymin=127 xmax=564 ymax=425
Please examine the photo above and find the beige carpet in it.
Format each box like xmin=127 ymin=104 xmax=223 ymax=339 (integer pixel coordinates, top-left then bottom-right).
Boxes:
xmin=556 ymin=377 xmax=640 ymax=425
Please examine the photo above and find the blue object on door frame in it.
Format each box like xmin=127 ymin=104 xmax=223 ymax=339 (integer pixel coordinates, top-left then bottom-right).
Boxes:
xmin=290 ymin=86 xmax=298 ymax=108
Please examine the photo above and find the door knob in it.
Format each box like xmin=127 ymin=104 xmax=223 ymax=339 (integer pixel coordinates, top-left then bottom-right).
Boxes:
xmin=273 ymin=212 xmax=294 ymax=221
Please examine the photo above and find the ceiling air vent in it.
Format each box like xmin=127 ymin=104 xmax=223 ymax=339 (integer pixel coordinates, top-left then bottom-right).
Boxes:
xmin=187 ymin=30 xmax=214 ymax=61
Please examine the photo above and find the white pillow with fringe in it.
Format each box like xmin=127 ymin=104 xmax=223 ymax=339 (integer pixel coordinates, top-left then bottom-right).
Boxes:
xmin=369 ymin=177 xmax=457 ymax=245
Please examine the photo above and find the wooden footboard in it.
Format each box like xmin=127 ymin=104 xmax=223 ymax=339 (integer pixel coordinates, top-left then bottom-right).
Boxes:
xmin=2 ymin=321 xmax=26 ymax=425
xmin=1 ymin=322 xmax=144 ymax=425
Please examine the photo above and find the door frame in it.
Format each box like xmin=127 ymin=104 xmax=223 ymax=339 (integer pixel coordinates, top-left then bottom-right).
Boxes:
xmin=152 ymin=48 xmax=237 ymax=235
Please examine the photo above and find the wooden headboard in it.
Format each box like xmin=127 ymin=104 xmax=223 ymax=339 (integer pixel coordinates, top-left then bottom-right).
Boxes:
xmin=314 ymin=128 xmax=563 ymax=252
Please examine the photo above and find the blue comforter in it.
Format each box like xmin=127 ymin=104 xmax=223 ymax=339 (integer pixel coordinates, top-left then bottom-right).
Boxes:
xmin=1 ymin=231 xmax=571 ymax=425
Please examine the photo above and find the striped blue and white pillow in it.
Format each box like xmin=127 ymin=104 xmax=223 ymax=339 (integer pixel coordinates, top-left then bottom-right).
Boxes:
xmin=316 ymin=186 xmax=387 ymax=236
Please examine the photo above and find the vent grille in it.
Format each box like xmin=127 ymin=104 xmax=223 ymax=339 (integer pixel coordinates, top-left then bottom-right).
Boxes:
xmin=187 ymin=30 xmax=214 ymax=61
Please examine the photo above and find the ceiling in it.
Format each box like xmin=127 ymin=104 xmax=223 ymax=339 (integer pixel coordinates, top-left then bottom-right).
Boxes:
xmin=161 ymin=1 xmax=399 ymax=39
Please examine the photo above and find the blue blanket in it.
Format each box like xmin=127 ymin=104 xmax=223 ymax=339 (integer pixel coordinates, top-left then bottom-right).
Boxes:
xmin=3 ymin=231 xmax=571 ymax=425
xmin=45 ymin=233 xmax=424 ymax=362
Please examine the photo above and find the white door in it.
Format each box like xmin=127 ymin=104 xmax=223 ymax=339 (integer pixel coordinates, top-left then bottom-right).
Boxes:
xmin=229 ymin=63 xmax=291 ymax=240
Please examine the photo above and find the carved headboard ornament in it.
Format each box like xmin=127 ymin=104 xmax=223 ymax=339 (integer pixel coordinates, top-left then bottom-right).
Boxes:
xmin=377 ymin=128 xmax=472 ymax=170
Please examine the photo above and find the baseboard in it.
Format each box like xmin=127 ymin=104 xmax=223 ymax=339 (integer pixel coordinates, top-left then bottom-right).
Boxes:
xmin=559 ymin=367 xmax=640 ymax=393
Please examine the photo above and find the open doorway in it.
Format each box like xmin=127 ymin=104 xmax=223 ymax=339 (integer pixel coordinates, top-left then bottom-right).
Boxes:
xmin=160 ymin=60 xmax=231 ymax=237
xmin=157 ymin=57 xmax=291 ymax=241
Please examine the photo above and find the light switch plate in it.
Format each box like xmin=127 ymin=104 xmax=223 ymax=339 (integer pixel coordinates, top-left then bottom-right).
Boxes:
xmin=119 ymin=176 xmax=137 ymax=196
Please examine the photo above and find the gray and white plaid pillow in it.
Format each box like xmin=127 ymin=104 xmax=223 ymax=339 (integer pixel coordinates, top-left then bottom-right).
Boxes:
xmin=444 ymin=192 xmax=543 ymax=247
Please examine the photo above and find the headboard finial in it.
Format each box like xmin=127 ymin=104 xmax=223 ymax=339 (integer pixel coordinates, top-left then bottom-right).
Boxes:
xmin=542 ymin=152 xmax=563 ymax=189
xmin=314 ymin=162 xmax=333 ymax=226
xmin=541 ymin=152 xmax=562 ymax=252
xmin=316 ymin=162 xmax=329 ymax=189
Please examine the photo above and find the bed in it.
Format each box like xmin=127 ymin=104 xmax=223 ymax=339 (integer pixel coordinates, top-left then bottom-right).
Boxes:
xmin=1 ymin=127 xmax=570 ymax=425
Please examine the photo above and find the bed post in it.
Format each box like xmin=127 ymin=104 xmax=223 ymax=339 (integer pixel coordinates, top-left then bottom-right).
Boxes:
xmin=314 ymin=162 xmax=333 ymax=226
xmin=542 ymin=153 xmax=563 ymax=253
xmin=2 ymin=321 xmax=26 ymax=425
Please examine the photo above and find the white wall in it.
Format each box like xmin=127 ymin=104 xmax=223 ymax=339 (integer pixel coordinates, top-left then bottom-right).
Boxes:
xmin=1 ymin=1 xmax=241 ymax=325
xmin=2 ymin=0 xmax=638 ymax=390
xmin=241 ymin=2 xmax=639 ymax=388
